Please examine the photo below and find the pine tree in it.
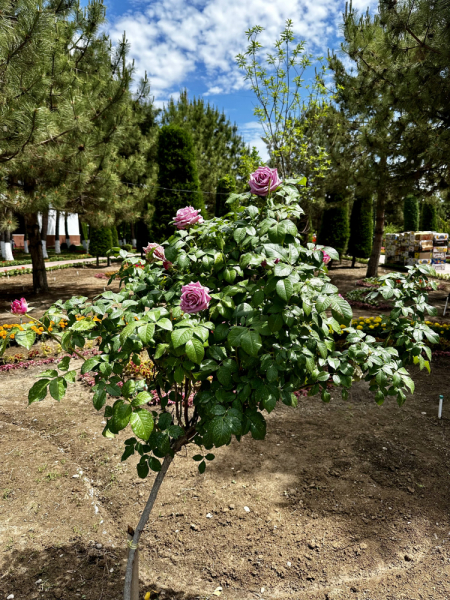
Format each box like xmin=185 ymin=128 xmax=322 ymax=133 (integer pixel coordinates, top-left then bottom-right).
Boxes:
xmin=317 ymin=192 xmax=350 ymax=262
xmin=111 ymin=226 xmax=119 ymax=248
xmin=0 ymin=0 xmax=142 ymax=292
xmin=348 ymin=195 xmax=373 ymax=267
xmin=421 ymin=202 xmax=437 ymax=231
xmin=161 ymin=91 xmax=246 ymax=213
xmin=90 ymin=227 xmax=112 ymax=266
xmin=404 ymin=195 xmax=419 ymax=231
xmin=150 ymin=125 xmax=204 ymax=242
xmin=215 ymin=175 xmax=236 ymax=218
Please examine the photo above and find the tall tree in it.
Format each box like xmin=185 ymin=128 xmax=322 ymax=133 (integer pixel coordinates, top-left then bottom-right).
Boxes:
xmin=162 ymin=91 xmax=246 ymax=213
xmin=317 ymin=191 xmax=350 ymax=261
xmin=348 ymin=195 xmax=373 ymax=267
xmin=404 ymin=195 xmax=419 ymax=231
xmin=215 ymin=175 xmax=236 ymax=218
xmin=0 ymin=0 xmax=143 ymax=292
xmin=150 ymin=125 xmax=204 ymax=242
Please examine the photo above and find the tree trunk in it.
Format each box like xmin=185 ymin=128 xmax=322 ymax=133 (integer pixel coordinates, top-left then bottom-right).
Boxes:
xmin=131 ymin=222 xmax=136 ymax=248
xmin=27 ymin=213 xmax=48 ymax=292
xmin=352 ymin=256 xmax=356 ymax=268
xmin=1 ymin=231 xmax=5 ymax=259
xmin=124 ymin=455 xmax=173 ymax=600
xmin=4 ymin=229 xmax=13 ymax=261
xmin=55 ymin=210 xmax=61 ymax=254
xmin=41 ymin=211 xmax=49 ymax=258
xmin=366 ymin=185 xmax=386 ymax=278
xmin=64 ymin=212 xmax=70 ymax=246
xmin=24 ymin=227 xmax=29 ymax=254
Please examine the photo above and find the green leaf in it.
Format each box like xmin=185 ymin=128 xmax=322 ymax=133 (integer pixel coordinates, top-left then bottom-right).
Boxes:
xmin=174 ymin=366 xmax=184 ymax=383
xmin=63 ymin=370 xmax=77 ymax=383
xmin=81 ymin=358 xmax=100 ymax=374
xmin=198 ymin=460 xmax=206 ymax=474
xmin=171 ymin=328 xmax=193 ymax=348
xmin=268 ymin=222 xmax=286 ymax=244
xmin=248 ymin=412 xmax=266 ymax=440
xmin=58 ymin=356 xmax=71 ymax=371
xmin=276 ymin=279 xmax=293 ymax=302
xmin=120 ymin=322 xmax=137 ymax=344
xmin=274 ymin=263 xmax=293 ymax=277
xmin=157 ymin=318 xmax=173 ymax=331
xmin=130 ymin=409 xmax=154 ymax=440
xmin=233 ymin=228 xmax=247 ymax=244
xmin=185 ymin=339 xmax=205 ymax=364
xmin=214 ymin=323 xmax=229 ymax=342
xmin=71 ymin=319 xmax=97 ymax=331
xmin=93 ymin=389 xmax=107 ymax=410
xmin=227 ymin=326 xmax=247 ymax=347
xmin=131 ymin=391 xmax=152 ymax=407
xmin=39 ymin=369 xmax=58 ymax=378
xmin=15 ymin=330 xmax=36 ymax=350
xmin=241 ymin=331 xmax=262 ymax=357
xmin=49 ymin=377 xmax=67 ymax=401
xmin=138 ymin=323 xmax=155 ymax=344
xmin=148 ymin=457 xmax=162 ymax=472
xmin=137 ymin=459 xmax=149 ymax=479
xmin=268 ymin=313 xmax=284 ymax=332
xmin=28 ymin=379 xmax=50 ymax=404
xmin=111 ymin=401 xmax=132 ymax=431
xmin=267 ymin=364 xmax=278 ymax=382
xmin=154 ymin=344 xmax=169 ymax=359
xmin=211 ymin=417 xmax=232 ymax=446
xmin=122 ymin=379 xmax=136 ymax=399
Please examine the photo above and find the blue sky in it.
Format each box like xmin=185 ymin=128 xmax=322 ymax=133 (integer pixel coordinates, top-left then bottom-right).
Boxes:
xmin=104 ymin=0 xmax=377 ymax=158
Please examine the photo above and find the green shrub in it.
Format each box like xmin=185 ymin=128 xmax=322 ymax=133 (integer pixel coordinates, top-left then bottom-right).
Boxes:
xmin=403 ymin=195 xmax=419 ymax=231
xmin=123 ymin=243 xmax=133 ymax=252
xmin=317 ymin=192 xmax=350 ymax=259
xmin=90 ymin=227 xmax=112 ymax=259
xmin=151 ymin=125 xmax=204 ymax=242
xmin=421 ymin=202 xmax=437 ymax=231
xmin=111 ymin=226 xmax=119 ymax=248
xmin=348 ymin=195 xmax=373 ymax=266
xmin=215 ymin=175 xmax=236 ymax=218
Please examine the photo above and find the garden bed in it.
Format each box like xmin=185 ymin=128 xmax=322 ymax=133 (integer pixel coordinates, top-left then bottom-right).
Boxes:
xmin=1 ymin=359 xmax=450 ymax=599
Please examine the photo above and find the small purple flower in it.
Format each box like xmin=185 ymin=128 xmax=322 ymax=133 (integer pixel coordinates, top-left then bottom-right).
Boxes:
xmin=249 ymin=167 xmax=282 ymax=196
xmin=175 ymin=206 xmax=204 ymax=230
xmin=180 ymin=281 xmax=211 ymax=314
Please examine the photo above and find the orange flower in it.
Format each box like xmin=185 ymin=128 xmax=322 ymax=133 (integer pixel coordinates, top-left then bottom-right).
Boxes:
xmin=9 ymin=333 xmax=15 ymax=339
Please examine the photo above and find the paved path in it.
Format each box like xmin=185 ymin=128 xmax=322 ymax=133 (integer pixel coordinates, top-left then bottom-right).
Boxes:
xmin=1 ymin=256 xmax=111 ymax=272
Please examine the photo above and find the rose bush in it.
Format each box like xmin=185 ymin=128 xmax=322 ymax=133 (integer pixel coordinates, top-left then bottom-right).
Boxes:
xmin=20 ymin=171 xmax=438 ymax=600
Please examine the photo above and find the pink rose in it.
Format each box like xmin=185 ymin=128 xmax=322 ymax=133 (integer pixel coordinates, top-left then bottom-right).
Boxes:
xmin=143 ymin=243 xmax=165 ymax=262
xmin=249 ymin=167 xmax=282 ymax=196
xmin=322 ymin=251 xmax=331 ymax=265
xmin=180 ymin=281 xmax=211 ymax=314
xmin=174 ymin=206 xmax=204 ymax=230
xmin=11 ymin=298 xmax=28 ymax=315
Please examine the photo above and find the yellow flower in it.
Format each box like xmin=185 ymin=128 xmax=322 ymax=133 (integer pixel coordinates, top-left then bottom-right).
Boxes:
xmin=382 ymin=324 xmax=386 ymax=328
xmin=340 ymin=324 xmax=346 ymax=329
xmin=441 ymin=331 xmax=444 ymax=335
xmin=93 ymin=316 xmax=102 ymax=322
xmin=9 ymin=333 xmax=15 ymax=339
xmin=369 ymin=325 xmax=374 ymax=329
xmin=357 ymin=326 xmax=363 ymax=330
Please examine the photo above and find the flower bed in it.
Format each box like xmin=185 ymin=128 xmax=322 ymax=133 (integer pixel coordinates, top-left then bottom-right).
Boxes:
xmin=1 ymin=256 xmax=125 ymax=278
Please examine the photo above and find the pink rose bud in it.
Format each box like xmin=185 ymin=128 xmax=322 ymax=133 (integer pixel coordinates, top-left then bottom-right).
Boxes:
xmin=261 ymin=260 xmax=268 ymax=268
xmin=322 ymin=251 xmax=331 ymax=265
xmin=11 ymin=298 xmax=28 ymax=315
xmin=143 ymin=243 xmax=166 ymax=263
xmin=180 ymin=281 xmax=211 ymax=314
xmin=174 ymin=206 xmax=204 ymax=230
xmin=163 ymin=260 xmax=173 ymax=270
xmin=249 ymin=166 xmax=282 ymax=196
xmin=274 ymin=258 xmax=280 ymax=264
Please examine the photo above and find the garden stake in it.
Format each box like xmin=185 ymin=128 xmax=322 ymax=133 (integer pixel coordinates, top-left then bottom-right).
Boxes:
xmin=444 ymin=293 xmax=450 ymax=316
xmin=439 ymin=395 xmax=444 ymax=419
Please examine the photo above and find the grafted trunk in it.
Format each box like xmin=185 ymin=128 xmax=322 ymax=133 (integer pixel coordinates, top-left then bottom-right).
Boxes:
xmin=64 ymin=212 xmax=70 ymax=246
xmin=26 ymin=213 xmax=48 ymax=292
xmin=4 ymin=229 xmax=13 ymax=261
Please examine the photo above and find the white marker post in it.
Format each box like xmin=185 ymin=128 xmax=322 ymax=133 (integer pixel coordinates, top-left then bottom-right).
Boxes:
xmin=439 ymin=395 xmax=444 ymax=419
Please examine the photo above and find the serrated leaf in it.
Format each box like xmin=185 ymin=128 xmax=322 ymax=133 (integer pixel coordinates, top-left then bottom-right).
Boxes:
xmin=15 ymin=330 xmax=36 ymax=350
xmin=28 ymin=379 xmax=50 ymax=404
xmin=39 ymin=369 xmax=58 ymax=378
xmin=71 ymin=319 xmax=97 ymax=331
xmin=157 ymin=318 xmax=173 ymax=331
xmin=81 ymin=358 xmax=100 ymax=374
xmin=240 ymin=331 xmax=262 ymax=357
xmin=276 ymin=279 xmax=293 ymax=302
xmin=120 ymin=322 xmax=137 ymax=344
xmin=130 ymin=409 xmax=154 ymax=440
xmin=49 ymin=377 xmax=67 ymax=401
xmin=211 ymin=417 xmax=232 ymax=447
xmin=131 ymin=391 xmax=152 ymax=407
xmin=171 ymin=328 xmax=193 ymax=348
xmin=93 ymin=389 xmax=107 ymax=410
xmin=274 ymin=263 xmax=292 ymax=277
xmin=227 ymin=326 xmax=247 ymax=347
xmin=63 ymin=370 xmax=77 ymax=383
xmin=185 ymin=338 xmax=205 ymax=364
xmin=138 ymin=323 xmax=155 ymax=344
xmin=111 ymin=401 xmax=132 ymax=431
xmin=154 ymin=343 xmax=169 ymax=359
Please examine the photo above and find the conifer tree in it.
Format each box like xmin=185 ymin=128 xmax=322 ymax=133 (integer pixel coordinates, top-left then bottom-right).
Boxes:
xmin=348 ymin=195 xmax=373 ymax=267
xmin=215 ymin=175 xmax=236 ymax=218
xmin=162 ymin=91 xmax=246 ymax=213
xmin=317 ymin=192 xmax=350 ymax=262
xmin=421 ymin=202 xmax=437 ymax=232
xmin=150 ymin=125 xmax=204 ymax=242
xmin=90 ymin=227 xmax=112 ymax=266
xmin=404 ymin=195 xmax=419 ymax=231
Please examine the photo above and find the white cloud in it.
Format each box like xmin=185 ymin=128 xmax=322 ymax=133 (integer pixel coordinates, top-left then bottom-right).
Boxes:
xmin=240 ymin=121 xmax=269 ymax=163
xmin=108 ymin=0 xmax=378 ymax=100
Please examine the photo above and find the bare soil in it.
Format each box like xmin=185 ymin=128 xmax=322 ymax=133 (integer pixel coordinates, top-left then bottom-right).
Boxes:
xmin=1 ymin=264 xmax=450 ymax=600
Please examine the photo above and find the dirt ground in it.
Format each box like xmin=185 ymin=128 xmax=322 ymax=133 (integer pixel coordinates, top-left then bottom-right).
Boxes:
xmin=2 ymin=262 xmax=450 ymax=600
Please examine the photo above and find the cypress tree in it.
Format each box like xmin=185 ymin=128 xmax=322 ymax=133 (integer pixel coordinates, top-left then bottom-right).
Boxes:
xmin=111 ymin=226 xmax=119 ymax=248
xmin=348 ymin=195 xmax=373 ymax=267
xmin=421 ymin=202 xmax=437 ymax=231
xmin=215 ymin=175 xmax=236 ymax=218
xmin=404 ymin=195 xmax=419 ymax=231
xmin=151 ymin=125 xmax=204 ymax=242
xmin=90 ymin=228 xmax=112 ymax=267
xmin=317 ymin=192 xmax=350 ymax=263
